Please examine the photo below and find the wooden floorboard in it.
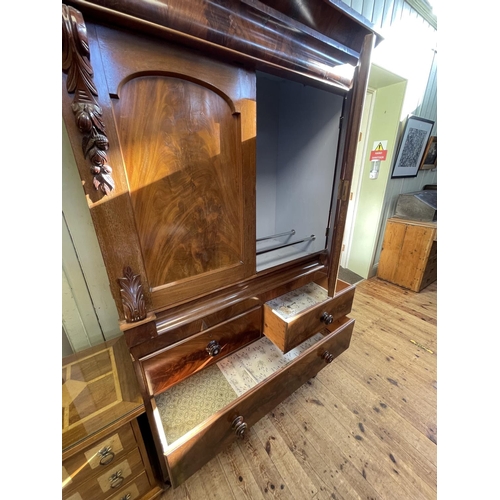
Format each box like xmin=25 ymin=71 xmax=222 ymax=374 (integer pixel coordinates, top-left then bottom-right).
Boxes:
xmin=160 ymin=277 xmax=437 ymax=500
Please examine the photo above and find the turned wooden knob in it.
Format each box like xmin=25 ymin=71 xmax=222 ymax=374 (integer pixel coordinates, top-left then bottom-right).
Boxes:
xmin=206 ymin=340 xmax=221 ymax=357
xmin=232 ymin=416 xmax=248 ymax=438
xmin=320 ymin=312 xmax=334 ymax=325
xmin=322 ymin=351 xmax=334 ymax=363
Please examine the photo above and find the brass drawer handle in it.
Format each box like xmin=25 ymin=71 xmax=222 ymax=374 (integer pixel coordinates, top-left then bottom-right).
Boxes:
xmin=109 ymin=470 xmax=124 ymax=488
xmin=98 ymin=445 xmax=115 ymax=466
xmin=320 ymin=312 xmax=334 ymax=325
xmin=232 ymin=416 xmax=248 ymax=439
xmin=206 ymin=340 xmax=221 ymax=357
xmin=120 ymin=494 xmax=132 ymax=500
xmin=322 ymin=351 xmax=334 ymax=364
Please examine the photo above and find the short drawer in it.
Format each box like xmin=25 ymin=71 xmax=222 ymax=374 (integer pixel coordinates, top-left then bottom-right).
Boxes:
xmin=104 ymin=470 xmax=152 ymax=500
xmin=263 ymin=279 xmax=355 ymax=352
xmin=63 ymin=447 xmax=144 ymax=500
xmin=141 ymin=306 xmax=262 ymax=396
xmin=63 ymin=422 xmax=137 ymax=491
xmin=152 ymin=316 xmax=354 ymax=487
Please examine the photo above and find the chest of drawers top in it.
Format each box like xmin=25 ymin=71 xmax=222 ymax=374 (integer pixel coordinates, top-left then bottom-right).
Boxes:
xmin=62 ymin=336 xmax=144 ymax=458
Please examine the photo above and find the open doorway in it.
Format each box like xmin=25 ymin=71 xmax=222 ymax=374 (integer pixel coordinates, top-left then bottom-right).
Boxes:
xmin=339 ymin=64 xmax=408 ymax=281
xmin=341 ymin=89 xmax=375 ymax=269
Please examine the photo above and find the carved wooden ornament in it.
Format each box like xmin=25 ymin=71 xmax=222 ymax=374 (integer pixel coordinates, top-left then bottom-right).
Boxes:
xmin=62 ymin=4 xmax=115 ymax=195
xmin=117 ymin=267 xmax=147 ymax=323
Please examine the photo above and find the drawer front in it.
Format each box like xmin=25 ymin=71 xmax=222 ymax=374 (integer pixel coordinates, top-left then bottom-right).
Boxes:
xmin=142 ymin=307 xmax=262 ymax=396
xmin=264 ymin=283 xmax=355 ymax=352
xmin=63 ymin=423 xmax=137 ymax=491
xmin=165 ymin=317 xmax=354 ymax=487
xmin=104 ymin=470 xmax=152 ymax=500
xmin=63 ymin=447 xmax=144 ymax=500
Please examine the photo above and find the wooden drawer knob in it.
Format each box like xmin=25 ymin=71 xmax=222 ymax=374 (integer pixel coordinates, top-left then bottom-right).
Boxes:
xmin=322 ymin=351 xmax=334 ymax=364
xmin=232 ymin=416 xmax=248 ymax=439
xmin=109 ymin=470 xmax=124 ymax=488
xmin=98 ymin=445 xmax=115 ymax=466
xmin=320 ymin=312 xmax=334 ymax=325
xmin=206 ymin=340 xmax=221 ymax=357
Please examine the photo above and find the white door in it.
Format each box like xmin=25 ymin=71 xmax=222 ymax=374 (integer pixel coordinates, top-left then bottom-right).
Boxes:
xmin=340 ymin=89 xmax=374 ymax=268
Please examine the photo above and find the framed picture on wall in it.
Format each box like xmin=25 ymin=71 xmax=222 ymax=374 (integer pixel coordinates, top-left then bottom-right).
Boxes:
xmin=419 ymin=135 xmax=437 ymax=170
xmin=391 ymin=116 xmax=435 ymax=178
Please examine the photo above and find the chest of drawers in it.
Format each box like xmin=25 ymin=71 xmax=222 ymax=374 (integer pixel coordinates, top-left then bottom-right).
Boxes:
xmin=134 ymin=271 xmax=355 ymax=487
xmin=62 ymin=337 xmax=163 ymax=500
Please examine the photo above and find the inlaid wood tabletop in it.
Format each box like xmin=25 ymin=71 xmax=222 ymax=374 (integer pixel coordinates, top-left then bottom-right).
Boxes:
xmin=62 ymin=336 xmax=145 ymax=455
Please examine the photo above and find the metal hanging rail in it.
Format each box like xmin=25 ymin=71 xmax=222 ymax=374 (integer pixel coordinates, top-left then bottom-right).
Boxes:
xmin=256 ymin=235 xmax=315 ymax=255
xmin=256 ymin=229 xmax=296 ymax=242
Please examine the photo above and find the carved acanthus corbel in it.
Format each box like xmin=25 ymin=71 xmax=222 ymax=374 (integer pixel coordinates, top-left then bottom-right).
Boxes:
xmin=62 ymin=4 xmax=115 ymax=195
xmin=117 ymin=267 xmax=147 ymax=323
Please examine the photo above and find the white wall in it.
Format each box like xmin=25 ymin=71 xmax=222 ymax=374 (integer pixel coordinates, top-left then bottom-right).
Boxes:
xmin=340 ymin=0 xmax=437 ymax=273
xmin=256 ymin=75 xmax=343 ymax=271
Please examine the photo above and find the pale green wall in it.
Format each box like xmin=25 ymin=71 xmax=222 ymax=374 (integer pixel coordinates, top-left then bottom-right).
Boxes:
xmin=62 ymin=121 xmax=121 ymax=353
xmin=347 ymin=77 xmax=407 ymax=278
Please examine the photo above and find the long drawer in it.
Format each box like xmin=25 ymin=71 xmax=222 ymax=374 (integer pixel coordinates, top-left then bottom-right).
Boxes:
xmin=62 ymin=422 xmax=138 ymax=492
xmin=151 ymin=316 xmax=354 ymax=487
xmin=141 ymin=306 xmax=262 ymax=396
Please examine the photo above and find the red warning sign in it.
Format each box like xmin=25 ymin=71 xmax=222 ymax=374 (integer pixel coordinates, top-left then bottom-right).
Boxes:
xmin=370 ymin=141 xmax=388 ymax=161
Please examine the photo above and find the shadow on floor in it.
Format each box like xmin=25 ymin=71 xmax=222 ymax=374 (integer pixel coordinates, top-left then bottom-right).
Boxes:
xmin=339 ymin=266 xmax=364 ymax=285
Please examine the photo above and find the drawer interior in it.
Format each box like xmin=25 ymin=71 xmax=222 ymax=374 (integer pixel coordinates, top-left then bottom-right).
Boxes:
xmin=265 ymin=280 xmax=330 ymax=322
xmin=141 ymin=307 xmax=262 ymax=397
xmin=151 ymin=316 xmax=351 ymax=451
xmin=262 ymin=277 xmax=354 ymax=352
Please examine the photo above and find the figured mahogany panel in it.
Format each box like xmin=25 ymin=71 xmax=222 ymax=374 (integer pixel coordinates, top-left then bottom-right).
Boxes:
xmin=63 ymin=16 xmax=257 ymax=315
xmin=113 ymin=75 xmax=243 ymax=287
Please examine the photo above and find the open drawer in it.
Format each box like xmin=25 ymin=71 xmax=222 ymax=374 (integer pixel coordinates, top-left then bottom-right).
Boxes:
xmin=263 ymin=277 xmax=355 ymax=353
xmin=150 ymin=315 xmax=354 ymax=487
xmin=140 ymin=306 xmax=262 ymax=396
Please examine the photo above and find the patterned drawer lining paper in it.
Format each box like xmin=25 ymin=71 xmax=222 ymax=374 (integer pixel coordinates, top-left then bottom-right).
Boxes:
xmin=155 ymin=332 xmax=324 ymax=446
xmin=265 ymin=282 xmax=328 ymax=322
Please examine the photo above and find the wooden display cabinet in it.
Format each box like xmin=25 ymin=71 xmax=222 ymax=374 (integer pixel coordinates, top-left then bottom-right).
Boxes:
xmin=377 ymin=217 xmax=437 ymax=292
xmin=62 ymin=0 xmax=381 ymax=490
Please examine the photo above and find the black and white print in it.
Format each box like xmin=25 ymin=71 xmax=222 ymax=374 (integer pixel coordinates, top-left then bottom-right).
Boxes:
xmin=399 ymin=127 xmax=427 ymax=169
xmin=391 ymin=115 xmax=434 ymax=178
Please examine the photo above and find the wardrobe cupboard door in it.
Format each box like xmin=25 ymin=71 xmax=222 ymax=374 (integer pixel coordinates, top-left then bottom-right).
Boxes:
xmin=62 ymin=17 xmax=256 ymax=318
